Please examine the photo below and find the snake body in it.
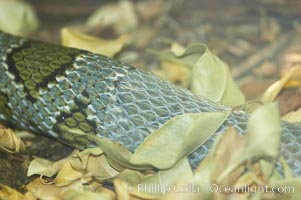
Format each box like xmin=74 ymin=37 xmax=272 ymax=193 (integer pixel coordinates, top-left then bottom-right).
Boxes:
xmin=0 ymin=31 xmax=300 ymax=175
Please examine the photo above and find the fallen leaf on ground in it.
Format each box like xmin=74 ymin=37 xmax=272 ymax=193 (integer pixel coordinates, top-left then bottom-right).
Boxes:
xmin=131 ymin=112 xmax=230 ymax=169
xmin=153 ymin=60 xmax=191 ymax=87
xmin=27 ymin=156 xmax=69 ymax=177
xmin=86 ymin=0 xmax=138 ymax=34
xmin=150 ymin=43 xmax=245 ymax=107
xmin=0 ymin=124 xmax=25 ymax=153
xmin=0 ymin=0 xmax=38 ymax=36
xmin=262 ymin=66 xmax=301 ymax=103
xmin=0 ymin=184 xmax=24 ymax=200
xmin=61 ymin=28 xmax=129 ymax=57
xmin=282 ymin=107 xmax=301 ymax=123
xmin=190 ymin=44 xmax=245 ymax=107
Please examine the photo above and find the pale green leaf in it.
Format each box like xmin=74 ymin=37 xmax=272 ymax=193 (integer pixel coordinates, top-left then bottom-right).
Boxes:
xmin=84 ymin=111 xmax=229 ymax=171
xmin=61 ymin=28 xmax=129 ymax=57
xmin=113 ymin=178 xmax=131 ymax=200
xmin=279 ymin=156 xmax=294 ymax=179
xmin=0 ymin=126 xmax=26 ymax=153
xmin=261 ymin=66 xmax=301 ymax=103
xmin=69 ymin=150 xmax=119 ymax=181
xmin=259 ymin=160 xmax=282 ymax=182
xmin=149 ymin=43 xmax=245 ymax=107
xmin=219 ymin=68 xmax=246 ymax=107
xmin=245 ymin=102 xmax=281 ymax=158
xmin=27 ymin=158 xmax=57 ymax=177
xmin=191 ymin=45 xmax=245 ymax=107
xmin=131 ymin=112 xmax=230 ymax=169
xmin=191 ymin=47 xmax=227 ymax=102
xmin=193 ymin=153 xmax=215 ymax=199
xmin=84 ymin=134 xmax=146 ymax=171
xmin=54 ymin=162 xmax=83 ymax=186
xmin=0 ymin=0 xmax=39 ymax=36
xmin=170 ymin=42 xmax=186 ymax=56
xmin=114 ymin=169 xmax=145 ymax=186
xmin=147 ymin=43 xmax=206 ymax=68
xmin=73 ymin=147 xmax=103 ymax=170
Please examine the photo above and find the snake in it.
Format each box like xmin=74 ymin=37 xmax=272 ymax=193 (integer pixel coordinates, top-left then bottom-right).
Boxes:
xmin=0 ymin=31 xmax=300 ymax=176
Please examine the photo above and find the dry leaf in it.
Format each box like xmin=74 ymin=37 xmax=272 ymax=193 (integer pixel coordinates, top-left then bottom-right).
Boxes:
xmin=71 ymin=152 xmax=119 ymax=180
xmin=170 ymin=42 xmax=186 ymax=56
xmin=0 ymin=0 xmax=39 ymax=36
xmin=114 ymin=179 xmax=131 ymax=200
xmin=245 ymin=103 xmax=281 ymax=158
xmin=131 ymin=112 xmax=230 ymax=169
xmin=86 ymin=0 xmax=138 ymax=34
xmin=194 ymin=152 xmax=215 ymax=198
xmin=83 ymin=135 xmax=137 ymax=171
xmin=279 ymin=156 xmax=294 ymax=179
xmin=0 ymin=184 xmax=24 ymax=200
xmin=27 ymin=158 xmax=58 ymax=177
xmin=258 ymin=160 xmax=282 ymax=183
xmin=190 ymin=44 xmax=245 ymax=107
xmin=262 ymin=66 xmax=301 ymax=103
xmin=115 ymin=169 xmax=146 ymax=186
xmin=73 ymin=148 xmax=103 ymax=169
xmin=212 ymin=128 xmax=245 ymax=185
xmin=151 ymin=43 xmax=245 ymax=107
xmin=27 ymin=152 xmax=75 ymax=177
xmin=0 ymin=125 xmax=25 ymax=153
xmin=61 ymin=28 xmax=129 ymax=57
xmin=54 ymin=162 xmax=83 ymax=186
xmin=282 ymin=107 xmax=301 ymax=123
xmin=153 ymin=60 xmax=190 ymax=87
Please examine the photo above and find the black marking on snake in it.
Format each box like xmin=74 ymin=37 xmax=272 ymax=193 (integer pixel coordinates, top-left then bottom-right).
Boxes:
xmin=6 ymin=40 xmax=85 ymax=102
xmin=54 ymin=89 xmax=97 ymax=133
xmin=0 ymin=91 xmax=12 ymax=121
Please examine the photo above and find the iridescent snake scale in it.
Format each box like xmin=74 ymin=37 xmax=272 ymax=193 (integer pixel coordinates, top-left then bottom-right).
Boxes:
xmin=0 ymin=31 xmax=300 ymax=175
